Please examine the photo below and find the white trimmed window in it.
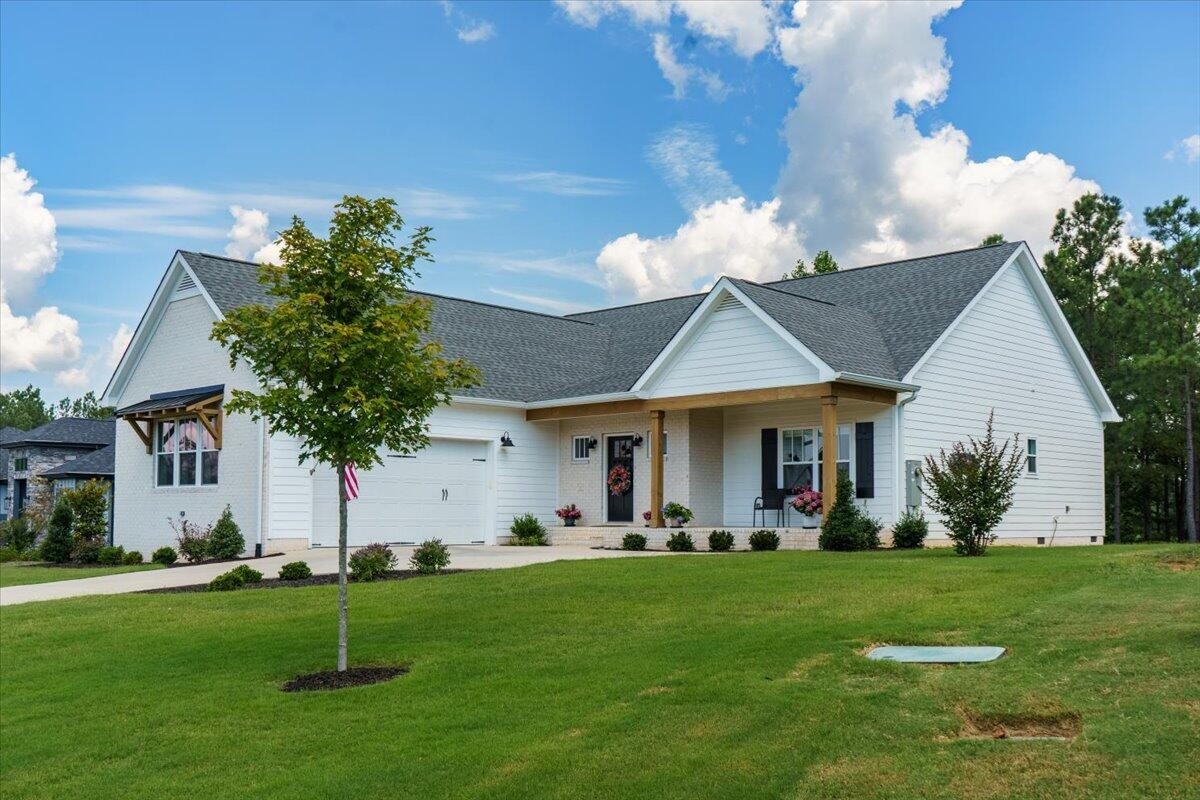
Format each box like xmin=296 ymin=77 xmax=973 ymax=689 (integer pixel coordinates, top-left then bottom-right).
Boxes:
xmin=645 ymin=430 xmax=668 ymax=459
xmin=781 ymin=425 xmax=851 ymax=491
xmin=1027 ymin=438 xmax=1038 ymax=475
xmin=572 ymin=436 xmax=591 ymax=462
xmin=156 ymin=417 xmax=219 ymax=487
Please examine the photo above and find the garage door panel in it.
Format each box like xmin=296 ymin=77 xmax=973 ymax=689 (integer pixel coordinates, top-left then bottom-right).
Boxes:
xmin=311 ymin=439 xmax=489 ymax=546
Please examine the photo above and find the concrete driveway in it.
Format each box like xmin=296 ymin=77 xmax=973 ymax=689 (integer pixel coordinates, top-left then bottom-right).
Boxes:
xmin=0 ymin=545 xmax=666 ymax=606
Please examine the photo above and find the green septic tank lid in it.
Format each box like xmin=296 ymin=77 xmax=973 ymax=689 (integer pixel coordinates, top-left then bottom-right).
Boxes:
xmin=865 ymin=645 xmax=1006 ymax=663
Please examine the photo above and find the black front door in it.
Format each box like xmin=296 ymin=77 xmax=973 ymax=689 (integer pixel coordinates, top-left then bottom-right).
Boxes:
xmin=606 ymin=436 xmax=634 ymax=522
xmin=12 ymin=479 xmax=27 ymax=518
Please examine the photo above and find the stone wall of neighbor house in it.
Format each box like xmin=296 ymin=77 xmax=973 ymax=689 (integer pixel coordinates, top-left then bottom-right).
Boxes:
xmin=2 ymin=446 xmax=96 ymax=519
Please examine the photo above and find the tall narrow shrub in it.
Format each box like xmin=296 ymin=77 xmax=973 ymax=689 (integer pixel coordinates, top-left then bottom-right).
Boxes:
xmin=207 ymin=505 xmax=245 ymax=559
xmin=41 ymin=500 xmax=74 ymax=563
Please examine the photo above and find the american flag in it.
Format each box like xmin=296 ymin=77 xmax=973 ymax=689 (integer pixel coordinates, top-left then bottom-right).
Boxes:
xmin=343 ymin=463 xmax=359 ymax=501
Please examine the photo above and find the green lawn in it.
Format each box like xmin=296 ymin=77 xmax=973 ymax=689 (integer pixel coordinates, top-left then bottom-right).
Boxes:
xmin=0 ymin=561 xmax=162 ymax=588
xmin=1 ymin=546 xmax=1196 ymax=799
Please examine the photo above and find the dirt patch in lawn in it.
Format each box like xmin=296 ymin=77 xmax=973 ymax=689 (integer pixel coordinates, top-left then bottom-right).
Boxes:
xmin=950 ymin=705 xmax=1082 ymax=741
xmin=1156 ymin=551 xmax=1199 ymax=572
xmin=139 ymin=568 xmax=471 ymax=594
xmin=282 ymin=665 xmax=407 ymax=692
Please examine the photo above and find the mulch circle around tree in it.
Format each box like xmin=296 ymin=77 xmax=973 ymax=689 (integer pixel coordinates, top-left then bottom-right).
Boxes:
xmin=282 ymin=665 xmax=408 ymax=692
xmin=138 ymin=568 xmax=470 ymax=594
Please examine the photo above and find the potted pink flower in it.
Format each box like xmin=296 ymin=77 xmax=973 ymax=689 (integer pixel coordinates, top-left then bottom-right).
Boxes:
xmin=555 ymin=504 xmax=583 ymax=527
xmin=642 ymin=510 xmax=652 ymax=527
xmin=790 ymin=486 xmax=823 ymax=528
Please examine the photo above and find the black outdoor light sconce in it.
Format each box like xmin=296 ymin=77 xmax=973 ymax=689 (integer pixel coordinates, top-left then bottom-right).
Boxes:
xmin=631 ymin=434 xmax=644 ymax=447
xmin=586 ymin=437 xmax=598 ymax=451
xmin=500 ymin=431 xmax=515 ymax=447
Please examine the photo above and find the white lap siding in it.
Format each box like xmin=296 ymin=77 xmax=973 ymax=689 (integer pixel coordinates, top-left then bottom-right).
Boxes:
xmin=111 ymin=295 xmax=265 ymax=555
xmin=903 ymin=262 xmax=1105 ymax=544
xmin=722 ymin=399 xmax=895 ymax=528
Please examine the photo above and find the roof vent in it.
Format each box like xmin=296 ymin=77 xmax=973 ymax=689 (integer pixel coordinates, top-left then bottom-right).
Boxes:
xmin=172 ymin=273 xmax=197 ymax=299
xmin=715 ymin=295 xmax=741 ymax=312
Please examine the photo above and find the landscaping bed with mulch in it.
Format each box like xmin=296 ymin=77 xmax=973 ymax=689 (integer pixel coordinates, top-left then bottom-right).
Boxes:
xmin=138 ymin=568 xmax=471 ymax=594
xmin=282 ymin=665 xmax=408 ymax=692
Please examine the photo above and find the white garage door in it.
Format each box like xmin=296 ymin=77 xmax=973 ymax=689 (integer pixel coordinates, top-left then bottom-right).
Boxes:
xmin=312 ymin=439 xmax=489 ymax=546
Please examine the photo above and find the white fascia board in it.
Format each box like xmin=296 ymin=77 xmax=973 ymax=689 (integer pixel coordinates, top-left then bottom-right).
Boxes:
xmin=449 ymin=396 xmax=529 ymax=409
xmin=830 ymin=373 xmax=921 ymax=393
xmin=630 ymin=277 xmax=837 ymax=393
xmin=524 ymin=391 xmax=642 ymax=410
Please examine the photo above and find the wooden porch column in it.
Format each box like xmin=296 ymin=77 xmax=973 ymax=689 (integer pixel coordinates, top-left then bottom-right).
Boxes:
xmin=649 ymin=410 xmax=665 ymax=528
xmin=821 ymin=394 xmax=838 ymax=508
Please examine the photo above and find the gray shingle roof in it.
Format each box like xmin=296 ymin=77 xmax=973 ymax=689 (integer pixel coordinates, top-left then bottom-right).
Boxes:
xmin=0 ymin=427 xmax=22 ymax=481
xmin=116 ymin=385 xmax=224 ymax=416
xmin=178 ymin=242 xmax=1020 ymax=402
xmin=41 ymin=444 xmax=115 ymax=478
xmin=0 ymin=418 xmax=116 ymax=449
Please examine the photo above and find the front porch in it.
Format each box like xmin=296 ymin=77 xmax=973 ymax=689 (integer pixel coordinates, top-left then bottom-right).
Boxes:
xmin=534 ymin=380 xmax=904 ymax=534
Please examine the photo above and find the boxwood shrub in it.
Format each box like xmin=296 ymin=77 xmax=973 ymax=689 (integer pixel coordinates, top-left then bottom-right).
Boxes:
xmin=621 ymin=532 xmax=647 ymax=551
xmin=96 ymin=545 xmax=124 ymax=566
xmin=748 ymin=530 xmax=781 ymax=551
xmin=891 ymin=509 xmax=929 ymax=549
xmin=410 ymin=539 xmax=451 ymax=574
xmin=666 ymin=530 xmax=695 ymax=552
xmin=278 ymin=561 xmax=313 ymax=581
xmin=708 ymin=530 xmax=735 ymax=552
xmin=122 ymin=550 xmax=144 ymax=565
xmin=510 ymin=513 xmax=548 ymax=546
xmin=349 ymin=543 xmax=396 ymax=581
xmin=151 ymin=546 xmax=178 ymax=566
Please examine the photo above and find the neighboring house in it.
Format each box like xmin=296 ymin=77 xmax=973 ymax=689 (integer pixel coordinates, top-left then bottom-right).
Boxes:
xmin=0 ymin=418 xmax=116 ymax=536
xmin=102 ymin=242 xmax=1118 ymax=556
xmin=0 ymin=426 xmax=22 ymax=521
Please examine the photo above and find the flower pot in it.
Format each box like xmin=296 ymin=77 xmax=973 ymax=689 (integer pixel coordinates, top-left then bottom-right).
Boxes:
xmin=564 ymin=518 xmax=576 ymax=527
xmin=799 ymin=513 xmax=820 ymax=529
xmin=670 ymin=519 xmax=685 ymax=528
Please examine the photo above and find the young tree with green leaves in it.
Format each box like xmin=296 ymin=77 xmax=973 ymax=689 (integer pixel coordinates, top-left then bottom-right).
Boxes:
xmin=980 ymin=233 xmax=1006 ymax=245
xmin=0 ymin=386 xmax=52 ymax=430
xmin=782 ymin=249 xmax=839 ymax=280
xmin=211 ymin=196 xmax=479 ymax=672
xmin=54 ymin=391 xmax=115 ymax=420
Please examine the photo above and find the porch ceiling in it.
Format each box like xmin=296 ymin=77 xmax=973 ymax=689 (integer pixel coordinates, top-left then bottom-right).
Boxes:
xmin=525 ymin=381 xmax=897 ymax=421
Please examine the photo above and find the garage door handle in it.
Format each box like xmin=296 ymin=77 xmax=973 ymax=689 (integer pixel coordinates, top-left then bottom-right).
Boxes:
xmin=442 ymin=488 xmax=448 ymax=501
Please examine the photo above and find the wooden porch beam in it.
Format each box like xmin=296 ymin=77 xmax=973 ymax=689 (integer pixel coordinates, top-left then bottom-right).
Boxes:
xmin=821 ymin=394 xmax=838 ymax=508
xmin=525 ymin=381 xmax=896 ymax=421
xmin=649 ymin=410 xmax=665 ymax=529
xmin=125 ymin=417 xmax=153 ymax=454
xmin=195 ymin=410 xmax=222 ymax=451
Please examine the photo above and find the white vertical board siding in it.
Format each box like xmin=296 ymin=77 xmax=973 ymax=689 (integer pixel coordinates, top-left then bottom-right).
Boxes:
xmin=310 ymin=402 xmax=558 ymax=544
xmin=111 ymin=294 xmax=263 ymax=555
xmin=648 ymin=296 xmax=820 ymax=398
xmin=267 ymin=433 xmax=313 ymax=543
xmin=722 ymin=399 xmax=894 ymax=527
xmin=904 ymin=263 xmax=1105 ymax=543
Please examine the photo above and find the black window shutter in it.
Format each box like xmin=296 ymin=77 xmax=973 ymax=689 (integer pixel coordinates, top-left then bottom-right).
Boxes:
xmin=761 ymin=428 xmax=778 ymax=496
xmin=855 ymin=422 xmax=874 ymax=498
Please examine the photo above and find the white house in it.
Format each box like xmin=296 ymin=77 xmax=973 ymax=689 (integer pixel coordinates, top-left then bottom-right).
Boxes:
xmin=101 ymin=242 xmax=1119 ymax=555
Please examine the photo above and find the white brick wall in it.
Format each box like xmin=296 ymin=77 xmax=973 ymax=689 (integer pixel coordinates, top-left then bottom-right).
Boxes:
xmin=687 ymin=408 xmax=724 ymax=525
xmin=111 ymin=295 xmax=265 ymax=556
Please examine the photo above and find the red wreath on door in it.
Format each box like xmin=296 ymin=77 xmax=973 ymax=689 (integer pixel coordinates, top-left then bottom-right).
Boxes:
xmin=607 ymin=464 xmax=631 ymax=496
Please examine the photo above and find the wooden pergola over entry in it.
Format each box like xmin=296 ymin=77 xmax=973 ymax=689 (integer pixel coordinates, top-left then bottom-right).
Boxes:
xmin=115 ymin=385 xmax=225 ymax=454
xmin=527 ymin=381 xmax=898 ymax=527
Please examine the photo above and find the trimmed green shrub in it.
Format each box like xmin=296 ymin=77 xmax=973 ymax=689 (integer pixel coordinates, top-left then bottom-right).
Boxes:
xmin=349 ymin=543 xmax=396 ymax=581
xmin=96 ymin=545 xmax=124 ymax=566
xmin=410 ymin=539 xmax=451 ymax=574
xmin=206 ymin=570 xmax=245 ymax=592
xmin=0 ymin=547 xmax=22 ymax=563
xmin=151 ymin=546 xmax=178 ymax=566
xmin=510 ymin=513 xmax=548 ymax=546
xmin=73 ymin=542 xmax=101 ymax=563
xmin=621 ymin=532 xmax=647 ymax=551
xmin=207 ymin=505 xmax=244 ymax=559
xmin=122 ymin=550 xmax=144 ymax=565
xmin=749 ymin=530 xmax=780 ymax=551
xmin=708 ymin=530 xmax=735 ymax=552
xmin=666 ymin=530 xmax=695 ymax=552
xmin=229 ymin=564 xmax=263 ymax=583
xmin=40 ymin=501 xmax=74 ymax=564
xmin=818 ymin=473 xmax=881 ymax=552
xmin=279 ymin=561 xmax=313 ymax=581
xmin=62 ymin=479 xmax=109 ymax=552
xmin=891 ymin=509 xmax=929 ymax=549
xmin=0 ymin=517 xmax=37 ymax=553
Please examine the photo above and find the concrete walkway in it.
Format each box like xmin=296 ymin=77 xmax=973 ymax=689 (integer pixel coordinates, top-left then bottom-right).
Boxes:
xmin=0 ymin=545 xmax=665 ymax=607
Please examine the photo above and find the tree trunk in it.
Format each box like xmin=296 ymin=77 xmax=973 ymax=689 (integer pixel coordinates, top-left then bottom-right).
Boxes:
xmin=1185 ymin=375 xmax=1197 ymax=544
xmin=1112 ymin=470 xmax=1121 ymax=544
xmin=337 ymin=466 xmax=349 ymax=672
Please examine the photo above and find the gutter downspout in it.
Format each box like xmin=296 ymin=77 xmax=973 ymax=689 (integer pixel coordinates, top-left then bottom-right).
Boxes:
xmin=894 ymin=389 xmax=920 ymax=524
xmin=256 ymin=418 xmax=265 ymax=558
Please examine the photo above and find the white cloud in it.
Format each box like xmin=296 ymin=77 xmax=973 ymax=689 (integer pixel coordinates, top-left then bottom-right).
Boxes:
xmin=648 ymin=123 xmax=741 ymax=210
xmin=489 ymin=288 xmax=589 ymax=315
xmin=0 ymin=295 xmax=83 ymax=372
xmin=493 ymin=171 xmax=628 ymax=196
xmin=106 ymin=323 xmax=133 ymax=369
xmin=54 ymin=367 xmax=90 ymax=390
xmin=1 ymin=153 xmax=60 ymax=305
xmin=1165 ymin=134 xmax=1200 ymax=164
xmin=453 ymin=250 xmax=608 ymax=288
xmin=651 ymin=34 xmax=728 ymax=100
xmin=442 ymin=1 xmax=496 ymax=43
xmin=225 ymin=205 xmax=272 ymax=260
xmin=558 ymin=1 xmax=775 ymax=57
xmin=596 ymin=197 xmax=802 ymax=299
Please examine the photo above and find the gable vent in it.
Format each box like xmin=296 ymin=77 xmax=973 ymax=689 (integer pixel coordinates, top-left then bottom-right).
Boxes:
xmin=715 ymin=294 xmax=741 ymax=312
xmin=172 ymin=274 xmax=197 ymax=298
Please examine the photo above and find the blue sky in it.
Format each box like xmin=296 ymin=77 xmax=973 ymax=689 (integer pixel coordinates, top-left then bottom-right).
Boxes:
xmin=1 ymin=0 xmax=1197 ymax=398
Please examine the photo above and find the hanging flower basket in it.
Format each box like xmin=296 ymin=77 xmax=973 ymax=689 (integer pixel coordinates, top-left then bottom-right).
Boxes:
xmin=607 ymin=464 xmax=632 ymax=496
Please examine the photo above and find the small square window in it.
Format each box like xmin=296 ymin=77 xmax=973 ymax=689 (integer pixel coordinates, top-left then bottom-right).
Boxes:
xmin=572 ymin=436 xmax=591 ymax=462
xmin=646 ymin=431 xmax=668 ymax=458
xmin=1027 ymin=438 xmax=1038 ymax=475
